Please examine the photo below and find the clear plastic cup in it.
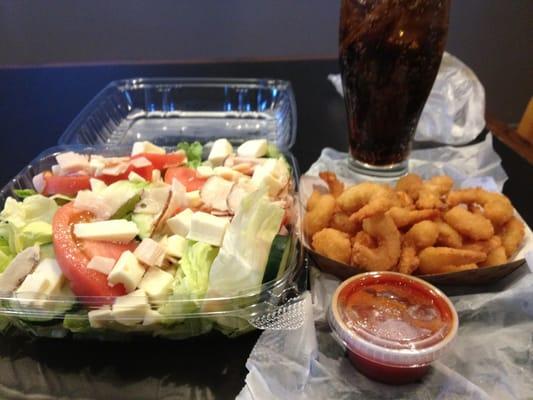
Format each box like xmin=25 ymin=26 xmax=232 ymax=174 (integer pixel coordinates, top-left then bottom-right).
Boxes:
xmin=328 ymin=271 xmax=458 ymax=384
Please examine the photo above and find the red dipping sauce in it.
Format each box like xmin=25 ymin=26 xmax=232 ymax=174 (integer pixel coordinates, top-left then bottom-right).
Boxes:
xmin=328 ymin=272 xmax=458 ymax=384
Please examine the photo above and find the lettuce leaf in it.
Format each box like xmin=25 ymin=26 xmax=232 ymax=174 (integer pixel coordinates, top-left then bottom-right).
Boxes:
xmin=159 ymin=241 xmax=218 ymax=319
xmin=0 ymin=195 xmax=57 ymax=254
xmin=177 ymin=141 xmax=203 ymax=168
xmin=206 ymin=189 xmax=284 ymax=297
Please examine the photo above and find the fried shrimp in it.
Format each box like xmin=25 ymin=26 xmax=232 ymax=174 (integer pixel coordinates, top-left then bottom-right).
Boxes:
xmin=387 ymin=206 xmax=439 ymax=229
xmin=462 ymin=236 xmax=502 ymax=254
xmin=444 ymin=206 xmax=494 ymax=241
xmin=336 ymin=182 xmax=389 ymax=213
xmin=312 ymin=228 xmax=351 ymax=265
xmin=480 ymin=246 xmax=507 ymax=267
xmin=447 ymin=188 xmax=514 ymax=227
xmin=404 ymin=220 xmax=439 ymax=249
xmin=435 ymin=221 xmax=463 ymax=248
xmin=349 ymin=192 xmax=398 ymax=223
xmin=499 ymin=216 xmax=525 ymax=257
xmin=352 ymin=214 xmax=401 ymax=271
xmin=432 ymin=263 xmax=478 ymax=274
xmin=398 ymin=245 xmax=419 ymax=275
xmin=414 ymin=175 xmax=454 ymax=210
xmin=352 ymin=231 xmax=377 ymax=248
xmin=395 ymin=174 xmax=423 ymax=200
xmin=418 ymin=247 xmax=486 ymax=275
xmin=319 ymin=171 xmax=345 ymax=198
xmin=304 ymin=193 xmax=336 ymax=237
xmin=331 ymin=212 xmax=359 ymax=235
xmin=307 ymin=190 xmax=322 ymax=211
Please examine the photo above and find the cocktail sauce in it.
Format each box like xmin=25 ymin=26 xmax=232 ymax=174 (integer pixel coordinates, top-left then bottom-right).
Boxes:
xmin=329 ymin=272 xmax=458 ymax=384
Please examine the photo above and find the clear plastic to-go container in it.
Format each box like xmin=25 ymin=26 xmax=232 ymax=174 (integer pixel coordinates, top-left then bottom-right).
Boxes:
xmin=328 ymin=272 xmax=458 ymax=384
xmin=0 ymin=78 xmax=307 ymax=340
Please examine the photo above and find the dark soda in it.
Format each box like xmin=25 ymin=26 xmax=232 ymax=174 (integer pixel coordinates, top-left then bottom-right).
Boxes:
xmin=340 ymin=0 xmax=450 ymax=167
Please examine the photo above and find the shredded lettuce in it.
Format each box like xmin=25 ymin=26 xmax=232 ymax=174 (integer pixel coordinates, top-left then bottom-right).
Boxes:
xmin=0 ymin=237 xmax=13 ymax=273
xmin=177 ymin=141 xmax=203 ymax=168
xmin=0 ymin=195 xmax=57 ymax=254
xmin=206 ymin=189 xmax=284 ymax=297
xmin=13 ymin=189 xmax=37 ymax=199
xmin=159 ymin=241 xmax=218 ymax=318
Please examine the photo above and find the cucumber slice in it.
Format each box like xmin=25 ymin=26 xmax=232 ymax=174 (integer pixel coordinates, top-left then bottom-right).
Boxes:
xmin=262 ymin=235 xmax=291 ymax=284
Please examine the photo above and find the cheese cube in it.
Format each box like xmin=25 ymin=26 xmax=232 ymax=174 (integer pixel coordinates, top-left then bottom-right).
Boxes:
xmin=237 ymin=139 xmax=268 ymax=158
xmin=142 ymin=309 xmax=163 ymax=326
xmin=250 ymin=158 xmax=289 ymax=197
xmin=185 ymin=190 xmax=202 ymax=208
xmin=187 ymin=212 xmax=230 ymax=247
xmin=73 ymin=220 xmax=139 ymax=242
xmin=112 ymin=289 xmax=150 ymax=326
xmin=33 ymin=258 xmax=64 ymax=295
xmin=134 ymin=238 xmax=166 ymax=267
xmin=165 ymin=234 xmax=188 ymax=258
xmin=89 ymin=158 xmax=106 ymax=176
xmin=87 ymin=256 xmax=115 ymax=275
xmin=88 ymin=306 xmax=113 ymax=328
xmin=107 ymin=251 xmax=146 ymax=293
xmin=15 ymin=273 xmax=49 ymax=307
xmin=131 ymin=141 xmax=166 ymax=156
xmin=166 ymin=208 xmax=194 ymax=236
xmin=208 ymin=139 xmax=233 ymax=166
xmin=138 ymin=266 xmax=174 ymax=301
xmin=196 ymin=166 xmax=214 ymax=178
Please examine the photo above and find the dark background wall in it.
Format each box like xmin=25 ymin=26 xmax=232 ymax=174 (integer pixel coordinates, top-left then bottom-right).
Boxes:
xmin=1 ymin=0 xmax=531 ymax=123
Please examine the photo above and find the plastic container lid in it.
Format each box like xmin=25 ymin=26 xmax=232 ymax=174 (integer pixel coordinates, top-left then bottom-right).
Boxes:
xmin=329 ymin=272 xmax=458 ymax=367
xmin=58 ymin=78 xmax=297 ymax=151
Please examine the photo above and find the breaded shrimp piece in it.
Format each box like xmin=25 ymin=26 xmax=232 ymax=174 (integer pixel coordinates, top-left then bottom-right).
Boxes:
xmin=349 ymin=192 xmax=397 ymax=223
xmin=444 ymin=206 xmax=494 ymax=241
xmin=396 ymin=174 xmax=423 ymax=200
xmin=426 ymin=175 xmax=454 ymax=195
xmin=435 ymin=221 xmax=463 ymax=248
xmin=416 ymin=188 xmax=443 ymax=209
xmin=307 ymin=190 xmax=322 ymax=211
xmin=319 ymin=171 xmax=345 ymax=198
xmin=336 ymin=182 xmax=389 ymax=213
xmin=418 ymin=247 xmax=486 ymax=275
xmin=352 ymin=231 xmax=377 ymax=248
xmin=386 ymin=206 xmax=439 ymax=229
xmin=447 ymin=188 xmax=514 ymax=227
xmin=480 ymin=246 xmax=507 ymax=267
xmin=499 ymin=216 xmax=525 ymax=257
xmin=398 ymin=245 xmax=419 ymax=275
xmin=396 ymin=191 xmax=414 ymax=208
xmin=304 ymin=194 xmax=336 ymax=237
xmin=404 ymin=220 xmax=439 ymax=249
xmin=331 ymin=212 xmax=359 ymax=235
xmin=312 ymin=228 xmax=351 ymax=265
xmin=462 ymin=236 xmax=502 ymax=254
xmin=352 ymin=214 xmax=401 ymax=271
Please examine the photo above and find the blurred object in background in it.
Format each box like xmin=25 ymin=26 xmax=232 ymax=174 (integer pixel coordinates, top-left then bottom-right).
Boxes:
xmin=0 ymin=0 xmax=531 ymax=125
xmin=517 ymin=98 xmax=533 ymax=144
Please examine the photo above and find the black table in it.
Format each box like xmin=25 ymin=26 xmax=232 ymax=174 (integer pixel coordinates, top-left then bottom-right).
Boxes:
xmin=0 ymin=60 xmax=532 ymax=400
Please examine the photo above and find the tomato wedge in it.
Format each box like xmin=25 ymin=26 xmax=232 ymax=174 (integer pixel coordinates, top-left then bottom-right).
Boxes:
xmin=132 ymin=152 xmax=186 ymax=170
xmin=43 ymin=174 xmax=91 ymax=196
xmin=164 ymin=167 xmax=207 ymax=192
xmin=52 ymin=203 xmax=137 ymax=303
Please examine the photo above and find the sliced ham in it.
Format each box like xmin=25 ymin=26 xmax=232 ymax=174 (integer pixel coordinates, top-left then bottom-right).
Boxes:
xmin=73 ymin=190 xmax=114 ymax=220
xmin=153 ymin=179 xmax=187 ymax=233
xmin=32 ymin=172 xmax=47 ymax=194
xmin=200 ymin=176 xmax=235 ymax=212
xmin=56 ymin=152 xmax=90 ymax=174
xmin=134 ymin=238 xmax=166 ymax=267
xmin=226 ymin=181 xmax=256 ymax=214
